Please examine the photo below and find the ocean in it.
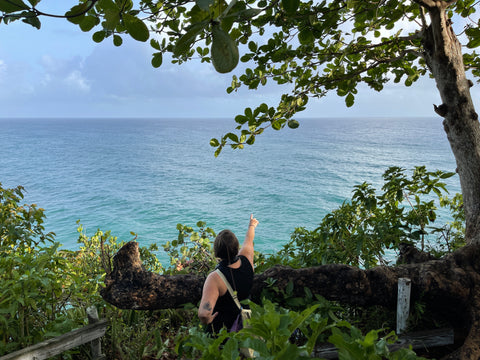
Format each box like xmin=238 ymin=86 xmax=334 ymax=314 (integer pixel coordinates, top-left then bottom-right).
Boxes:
xmin=0 ymin=117 xmax=460 ymax=264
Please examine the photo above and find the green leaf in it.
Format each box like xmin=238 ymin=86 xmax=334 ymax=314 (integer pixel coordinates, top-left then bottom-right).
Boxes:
xmin=92 ymin=31 xmax=106 ymax=43
xmin=467 ymin=37 xmax=480 ymax=49
xmin=189 ymin=4 xmax=207 ymax=23
xmin=79 ymin=15 xmax=98 ymax=32
xmin=65 ymin=3 xmax=90 ymax=24
xmin=231 ymin=8 xmax=262 ymax=21
xmin=220 ymin=13 xmax=235 ymax=33
xmin=222 ymin=338 xmax=239 ymax=358
xmin=98 ymin=0 xmax=118 ymax=11
xmin=21 ymin=12 xmax=40 ymax=29
xmin=123 ymin=13 xmax=149 ymax=42
xmin=0 ymin=0 xmax=30 ymax=13
xmin=150 ymin=38 xmax=161 ymax=51
xmin=226 ymin=132 xmax=239 ymax=142
xmin=210 ymin=138 xmax=220 ymax=147
xmin=272 ymin=121 xmax=282 ymax=130
xmin=174 ymin=21 xmax=207 ymax=57
xmin=282 ymin=0 xmax=300 ymax=15
xmin=439 ymin=171 xmax=455 ymax=179
xmin=151 ymin=52 xmax=163 ymax=67
xmin=235 ymin=114 xmax=248 ymax=124
xmin=363 ymin=329 xmax=379 ymax=347
xmin=345 ymin=93 xmax=355 ymax=107
xmin=298 ymin=29 xmax=315 ymax=45
xmin=196 ymin=0 xmax=213 ymax=11
xmin=465 ymin=27 xmax=480 ymax=37
xmin=113 ymin=34 xmax=123 ymax=46
xmin=104 ymin=8 xmax=120 ymax=30
xmin=248 ymin=41 xmax=258 ymax=52
xmin=289 ymin=304 xmax=319 ymax=335
xmin=246 ymin=135 xmax=255 ymax=145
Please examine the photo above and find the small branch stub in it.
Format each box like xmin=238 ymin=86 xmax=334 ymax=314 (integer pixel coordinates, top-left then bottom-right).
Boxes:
xmin=434 ymin=103 xmax=448 ymax=117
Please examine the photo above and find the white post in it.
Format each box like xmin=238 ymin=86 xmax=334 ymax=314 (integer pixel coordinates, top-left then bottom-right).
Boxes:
xmin=396 ymin=278 xmax=411 ymax=335
xmin=86 ymin=306 xmax=105 ymax=360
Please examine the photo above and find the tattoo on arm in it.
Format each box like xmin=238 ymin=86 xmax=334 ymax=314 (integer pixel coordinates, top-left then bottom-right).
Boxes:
xmin=203 ymin=302 xmax=212 ymax=312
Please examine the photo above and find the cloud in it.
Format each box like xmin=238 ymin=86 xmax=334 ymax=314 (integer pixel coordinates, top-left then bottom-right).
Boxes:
xmin=52 ymin=37 xmax=288 ymax=117
xmin=36 ymin=55 xmax=91 ymax=94
xmin=80 ymin=38 xmax=269 ymax=99
xmin=1 ymin=11 xmax=479 ymax=119
xmin=64 ymin=70 xmax=91 ymax=92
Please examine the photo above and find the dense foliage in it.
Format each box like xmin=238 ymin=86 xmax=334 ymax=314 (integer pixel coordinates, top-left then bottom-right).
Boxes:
xmin=0 ymin=183 xmax=171 ymax=358
xmin=0 ymin=166 xmax=464 ymax=358
xmin=177 ymin=300 xmax=427 ymax=360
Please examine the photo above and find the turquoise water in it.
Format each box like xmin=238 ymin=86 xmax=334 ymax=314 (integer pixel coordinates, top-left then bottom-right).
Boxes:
xmin=0 ymin=117 xmax=459 ymax=264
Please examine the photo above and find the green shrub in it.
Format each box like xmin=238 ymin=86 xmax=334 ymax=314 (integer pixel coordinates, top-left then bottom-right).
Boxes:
xmin=328 ymin=324 xmax=428 ymax=360
xmin=0 ymin=182 xmax=176 ymax=358
xmin=0 ymin=184 xmax=90 ymax=354
xmin=177 ymin=301 xmax=428 ymax=360
xmin=257 ymin=166 xmax=462 ymax=271
xmin=162 ymin=221 xmax=217 ymax=275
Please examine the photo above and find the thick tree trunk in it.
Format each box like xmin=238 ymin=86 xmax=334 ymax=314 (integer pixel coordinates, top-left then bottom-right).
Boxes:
xmin=422 ymin=1 xmax=480 ymax=245
xmin=400 ymin=2 xmax=480 ymax=357
xmin=101 ymin=241 xmax=480 ymax=358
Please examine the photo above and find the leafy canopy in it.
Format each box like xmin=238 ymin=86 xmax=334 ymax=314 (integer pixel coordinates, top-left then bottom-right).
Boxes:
xmin=1 ymin=0 xmax=479 ymax=154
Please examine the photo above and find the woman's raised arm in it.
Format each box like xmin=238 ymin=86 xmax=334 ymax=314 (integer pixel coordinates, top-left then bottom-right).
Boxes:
xmin=238 ymin=214 xmax=258 ymax=268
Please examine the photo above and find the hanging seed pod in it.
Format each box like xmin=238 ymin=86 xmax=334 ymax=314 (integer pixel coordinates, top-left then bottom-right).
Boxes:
xmin=211 ymin=23 xmax=239 ymax=73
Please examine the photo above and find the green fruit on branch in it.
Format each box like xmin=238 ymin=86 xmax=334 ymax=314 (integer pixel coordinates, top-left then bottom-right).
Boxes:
xmin=211 ymin=23 xmax=239 ymax=73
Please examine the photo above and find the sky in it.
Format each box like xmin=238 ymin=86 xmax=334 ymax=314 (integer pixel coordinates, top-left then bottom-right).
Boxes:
xmin=1 ymin=3 xmax=479 ymax=119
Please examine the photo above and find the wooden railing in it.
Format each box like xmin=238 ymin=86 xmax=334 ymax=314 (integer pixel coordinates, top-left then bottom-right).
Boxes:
xmin=0 ymin=307 xmax=107 ymax=360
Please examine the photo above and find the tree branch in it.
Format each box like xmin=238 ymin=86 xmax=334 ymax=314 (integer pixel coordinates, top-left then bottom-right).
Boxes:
xmin=100 ymin=240 xmax=477 ymax=326
xmin=2 ymin=0 xmax=99 ymax=19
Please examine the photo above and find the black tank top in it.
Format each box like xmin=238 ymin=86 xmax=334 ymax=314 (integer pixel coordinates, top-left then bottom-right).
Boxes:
xmin=206 ymin=255 xmax=254 ymax=334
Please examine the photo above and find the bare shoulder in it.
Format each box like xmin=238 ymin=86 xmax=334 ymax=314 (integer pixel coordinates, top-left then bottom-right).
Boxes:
xmin=205 ymin=270 xmax=222 ymax=288
xmin=207 ymin=269 xmax=227 ymax=295
xmin=239 ymin=246 xmax=254 ymax=261
xmin=206 ymin=270 xmax=220 ymax=283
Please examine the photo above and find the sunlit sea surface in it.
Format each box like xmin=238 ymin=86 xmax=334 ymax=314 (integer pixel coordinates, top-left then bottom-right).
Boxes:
xmin=0 ymin=117 xmax=459 ymax=264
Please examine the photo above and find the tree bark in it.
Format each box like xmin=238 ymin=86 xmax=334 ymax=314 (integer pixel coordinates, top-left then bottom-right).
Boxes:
xmin=421 ymin=1 xmax=480 ymax=245
xmin=101 ymin=241 xmax=480 ymax=358
xmin=100 ymin=241 xmax=205 ymax=309
xmin=418 ymin=5 xmax=480 ymax=353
